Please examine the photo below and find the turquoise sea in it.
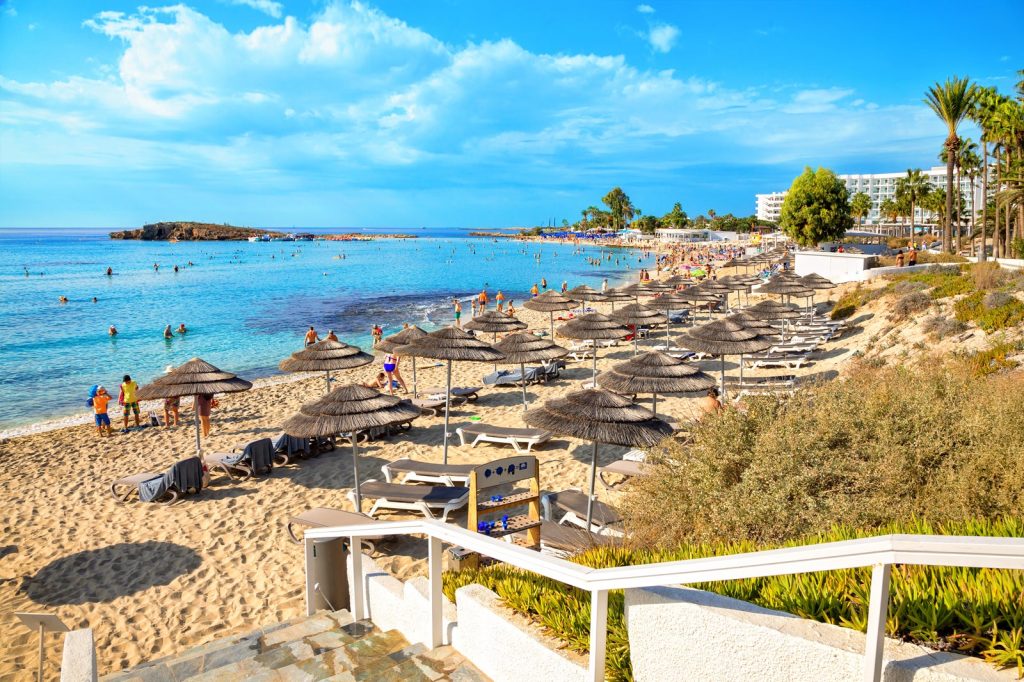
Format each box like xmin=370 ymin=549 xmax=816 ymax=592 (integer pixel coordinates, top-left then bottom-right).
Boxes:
xmin=0 ymin=227 xmax=652 ymax=430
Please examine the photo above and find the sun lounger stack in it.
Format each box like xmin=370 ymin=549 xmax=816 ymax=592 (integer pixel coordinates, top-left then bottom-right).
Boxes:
xmin=382 ymin=458 xmax=476 ymax=487
xmin=456 ymin=423 xmax=552 ymax=453
xmin=742 ymin=351 xmax=813 ymax=369
xmin=725 ymin=374 xmax=798 ymax=396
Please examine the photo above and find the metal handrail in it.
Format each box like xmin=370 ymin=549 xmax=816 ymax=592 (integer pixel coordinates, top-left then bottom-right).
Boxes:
xmin=303 ymin=519 xmax=1024 ymax=682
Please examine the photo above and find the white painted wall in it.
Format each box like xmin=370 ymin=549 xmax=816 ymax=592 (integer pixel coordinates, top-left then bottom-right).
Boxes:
xmin=625 ymin=586 xmax=1013 ymax=682
xmin=794 ymin=251 xmax=876 ymax=282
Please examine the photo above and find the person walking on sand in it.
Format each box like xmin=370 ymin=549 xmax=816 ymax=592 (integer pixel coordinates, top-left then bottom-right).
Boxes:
xmin=304 ymin=325 xmax=319 ymax=346
xmin=382 ymin=352 xmax=406 ymax=395
xmin=163 ymin=395 xmax=180 ymax=428
xmin=90 ymin=386 xmax=112 ymax=437
xmin=453 ymin=299 xmax=462 ymax=327
xmin=119 ymin=374 xmax=141 ymax=431
xmin=496 ymin=290 xmax=505 ymax=312
xmin=196 ymin=393 xmax=214 ymax=437
xmin=907 ymin=248 xmax=917 ymax=266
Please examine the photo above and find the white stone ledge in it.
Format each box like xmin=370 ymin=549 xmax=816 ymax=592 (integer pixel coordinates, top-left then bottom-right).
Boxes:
xmin=60 ymin=629 xmax=97 ymax=682
xmin=625 ymin=586 xmax=1014 ymax=682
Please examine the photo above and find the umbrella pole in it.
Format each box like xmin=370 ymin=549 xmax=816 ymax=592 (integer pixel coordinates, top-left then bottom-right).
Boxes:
xmin=633 ymin=330 xmax=638 ymax=356
xmin=666 ymin=309 xmax=671 ymax=344
xmin=549 ymin=311 xmax=554 ymax=339
xmin=592 ymin=349 xmax=598 ymax=385
xmin=720 ymin=356 xmax=727 ymax=400
xmin=520 ymin=362 xmax=528 ymax=410
xmin=412 ymin=357 xmax=418 ymax=399
xmin=493 ymin=332 xmax=498 ymax=372
xmin=442 ymin=360 xmax=452 ymax=464
xmin=586 ymin=441 xmax=598 ymax=532
xmin=193 ymin=394 xmax=202 ymax=458
xmin=325 ymin=370 xmax=331 ymax=394
xmin=652 ymin=392 xmax=658 ymax=416
xmin=351 ymin=436 xmax=362 ymax=512
xmin=739 ymin=354 xmax=745 ymax=386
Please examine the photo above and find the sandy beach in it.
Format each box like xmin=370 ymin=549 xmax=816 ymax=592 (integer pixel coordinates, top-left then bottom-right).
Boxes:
xmin=0 ymin=275 xmax=995 ymax=679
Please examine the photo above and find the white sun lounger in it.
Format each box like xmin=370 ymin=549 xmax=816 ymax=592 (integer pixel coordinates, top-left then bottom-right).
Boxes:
xmin=382 ymin=458 xmax=476 ymax=487
xmin=353 ymin=480 xmax=470 ymax=521
xmin=286 ymin=507 xmax=384 ymax=552
xmin=540 ymin=489 xmax=623 ymax=535
xmin=743 ymin=352 xmax=812 ymax=369
xmin=455 ymin=424 xmax=552 ymax=453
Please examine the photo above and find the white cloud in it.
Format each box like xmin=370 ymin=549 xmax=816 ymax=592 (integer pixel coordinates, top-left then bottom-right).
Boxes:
xmin=782 ymin=87 xmax=853 ymax=114
xmin=225 ymin=0 xmax=284 ymax=18
xmin=648 ymin=24 xmax=679 ymax=53
xmin=636 ymin=4 xmax=654 ymax=13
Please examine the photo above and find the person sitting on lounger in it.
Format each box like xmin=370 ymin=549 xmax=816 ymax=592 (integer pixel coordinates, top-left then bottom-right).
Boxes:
xmin=698 ymin=387 xmax=723 ymax=419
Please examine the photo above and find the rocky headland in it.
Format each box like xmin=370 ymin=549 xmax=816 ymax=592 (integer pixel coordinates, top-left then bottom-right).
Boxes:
xmin=109 ymin=222 xmax=283 ymax=241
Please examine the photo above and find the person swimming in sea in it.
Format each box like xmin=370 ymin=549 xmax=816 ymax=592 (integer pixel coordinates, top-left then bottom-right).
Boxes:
xmin=176 ymin=323 xmax=187 ymax=334
xmin=164 ymin=325 xmax=174 ymax=339
xmin=109 ymin=325 xmax=118 ymax=336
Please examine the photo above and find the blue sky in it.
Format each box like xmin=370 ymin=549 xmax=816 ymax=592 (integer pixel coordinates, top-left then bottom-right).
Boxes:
xmin=0 ymin=0 xmax=1020 ymax=228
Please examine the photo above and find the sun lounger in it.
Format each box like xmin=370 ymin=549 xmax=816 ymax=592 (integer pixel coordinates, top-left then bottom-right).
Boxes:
xmin=286 ymin=507 xmax=384 ymax=552
xmin=743 ymin=351 xmax=812 ymax=369
xmin=207 ymin=437 xmax=274 ymax=480
xmin=354 ymin=481 xmax=470 ymax=521
xmin=528 ymin=520 xmax=618 ymax=559
xmin=422 ymin=386 xmax=481 ymax=402
xmin=382 ymin=458 xmax=476 ymax=487
xmin=540 ymin=489 xmax=623 ymax=534
xmin=409 ymin=396 xmax=466 ymax=417
xmin=769 ymin=342 xmax=817 ymax=354
xmin=111 ymin=456 xmax=204 ymax=504
xmin=567 ymin=349 xmax=594 ymax=362
xmin=455 ymin=424 xmax=552 ymax=453
xmin=273 ymin=432 xmax=314 ymax=465
xmin=598 ymin=460 xmax=652 ymax=490
xmin=482 ymin=367 xmax=544 ymax=387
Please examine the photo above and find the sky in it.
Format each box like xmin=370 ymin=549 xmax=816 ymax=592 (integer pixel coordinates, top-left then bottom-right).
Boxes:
xmin=0 ymin=0 xmax=1020 ymax=228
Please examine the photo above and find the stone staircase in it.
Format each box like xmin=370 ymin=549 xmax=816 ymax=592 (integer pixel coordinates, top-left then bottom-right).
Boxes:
xmin=102 ymin=609 xmax=488 ymax=681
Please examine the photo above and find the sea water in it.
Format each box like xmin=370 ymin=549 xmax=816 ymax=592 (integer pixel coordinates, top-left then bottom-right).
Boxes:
xmin=0 ymin=227 xmax=653 ymax=429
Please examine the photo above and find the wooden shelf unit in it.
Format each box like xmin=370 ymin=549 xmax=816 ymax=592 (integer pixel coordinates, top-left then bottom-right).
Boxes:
xmin=468 ymin=455 xmax=541 ymax=550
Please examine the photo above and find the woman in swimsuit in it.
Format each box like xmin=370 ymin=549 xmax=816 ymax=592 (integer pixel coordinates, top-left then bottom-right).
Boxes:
xmin=382 ymin=353 xmax=407 ymax=395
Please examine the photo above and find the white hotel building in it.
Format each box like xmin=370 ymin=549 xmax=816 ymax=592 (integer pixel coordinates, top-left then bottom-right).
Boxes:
xmin=757 ymin=166 xmax=982 ymax=226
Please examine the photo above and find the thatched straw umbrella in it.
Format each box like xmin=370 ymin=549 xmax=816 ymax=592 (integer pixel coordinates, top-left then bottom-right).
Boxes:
xmin=610 ymin=303 xmax=668 ymax=355
xmin=756 ymin=278 xmax=814 ymax=310
xmin=523 ymin=290 xmax=576 ymax=338
xmin=725 ymin=313 xmax=779 ymax=385
xmin=465 ymin=311 xmax=527 ymax=371
xmin=675 ymin=286 xmax=722 ymax=322
xmin=717 ymin=276 xmax=753 ymax=308
xmin=375 ymin=326 xmax=428 ymax=397
xmin=493 ymin=332 xmax=568 ymax=409
xmin=396 ymin=327 xmax=504 ymax=463
xmin=800 ymin=273 xmax=837 ymax=308
xmin=556 ymin=313 xmax=630 ymax=383
xmin=601 ymin=287 xmax=634 ymax=312
xmin=279 ymin=339 xmax=373 ymax=394
xmin=524 ymin=389 xmax=672 ymax=530
xmin=599 ymin=351 xmax=715 ymax=415
xmin=663 ymin=274 xmax=694 ymax=289
xmin=136 ymin=358 xmax=252 ymax=458
xmin=281 ymin=385 xmax=420 ymax=511
xmin=568 ymin=284 xmax=609 ymax=306
xmin=696 ymin=279 xmax=734 ymax=310
xmin=746 ymin=299 xmax=803 ymax=340
xmin=644 ymin=292 xmax=693 ymax=343
xmin=680 ymin=319 xmax=771 ymax=398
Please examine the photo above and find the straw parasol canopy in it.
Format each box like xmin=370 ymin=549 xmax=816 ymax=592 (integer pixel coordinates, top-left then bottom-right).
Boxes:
xmin=664 ymin=274 xmax=694 ymax=288
xmin=675 ymin=284 xmax=723 ymax=321
xmin=524 ymin=389 xmax=672 ymax=529
xmin=680 ymin=319 xmax=772 ymax=396
xmin=599 ymin=351 xmax=715 ymax=414
xmin=137 ymin=358 xmax=252 ymax=457
xmin=610 ymin=303 xmax=668 ymax=355
xmin=556 ymin=313 xmax=630 ymax=382
xmin=396 ymin=326 xmax=505 ymax=463
xmin=600 ymin=287 xmax=634 ymax=311
xmin=465 ymin=311 xmax=528 ymax=371
xmin=746 ymin=299 xmax=803 ymax=320
xmin=726 ymin=311 xmax=778 ymax=334
xmin=279 ymin=339 xmax=373 ymax=394
xmin=800 ymin=273 xmax=836 ymax=290
xmin=758 ymin=278 xmax=813 ymax=298
xmin=523 ymin=290 xmax=576 ymax=337
xmin=493 ymin=332 xmax=569 ymax=409
xmin=568 ymin=284 xmax=609 ymax=303
xmin=282 ymin=384 xmax=420 ymax=511
xmin=645 ymin=293 xmax=693 ymax=343
xmin=374 ymin=325 xmax=428 ymax=397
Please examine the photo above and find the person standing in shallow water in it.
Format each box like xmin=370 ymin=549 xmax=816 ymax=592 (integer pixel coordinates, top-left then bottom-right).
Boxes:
xmin=453 ymin=299 xmax=462 ymax=327
xmin=304 ymin=326 xmax=319 ymax=346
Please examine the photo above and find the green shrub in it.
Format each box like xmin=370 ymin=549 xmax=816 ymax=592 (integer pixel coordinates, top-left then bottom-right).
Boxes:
xmin=891 ymin=291 xmax=931 ymax=320
xmin=443 ymin=518 xmax=1024 ymax=680
xmin=954 ymin=291 xmax=1024 ymax=332
xmin=1011 ymin=238 xmax=1024 ymax=260
xmin=921 ymin=315 xmax=968 ymax=340
xmin=963 ymin=340 xmax=1024 ymax=377
xmin=831 ymin=284 xmax=887 ymax=319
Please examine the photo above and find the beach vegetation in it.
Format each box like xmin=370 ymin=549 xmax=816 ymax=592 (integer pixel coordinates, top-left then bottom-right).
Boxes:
xmin=920 ymin=315 xmax=967 ymax=340
xmin=890 ymin=291 xmax=931 ymax=320
xmin=894 ymin=169 xmax=932 ymax=232
xmin=954 ymin=290 xmax=1024 ymax=332
xmin=602 ymin=187 xmax=635 ymax=231
xmin=960 ymin=339 xmax=1023 ymax=376
xmin=660 ymin=202 xmax=689 ymax=228
xmin=444 ymin=517 xmax=1024 ymax=681
xmin=779 ymin=166 xmax=853 ymax=247
xmin=830 ymin=284 xmax=885 ymax=319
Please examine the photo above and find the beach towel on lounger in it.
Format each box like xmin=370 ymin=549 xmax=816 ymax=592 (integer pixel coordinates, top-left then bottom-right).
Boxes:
xmin=224 ymin=437 xmax=273 ymax=473
xmin=274 ymin=433 xmax=310 ymax=457
xmin=139 ymin=456 xmax=204 ymax=502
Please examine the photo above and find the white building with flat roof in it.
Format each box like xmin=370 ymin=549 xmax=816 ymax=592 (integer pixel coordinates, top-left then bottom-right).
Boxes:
xmin=656 ymin=228 xmax=741 ymax=243
xmin=756 ymin=192 xmax=787 ymax=223
xmin=839 ymin=166 xmax=981 ymax=224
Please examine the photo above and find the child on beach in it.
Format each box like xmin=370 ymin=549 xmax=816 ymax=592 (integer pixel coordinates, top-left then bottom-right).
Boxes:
xmin=163 ymin=396 xmax=180 ymax=428
xmin=371 ymin=325 xmax=383 ymax=345
xmin=119 ymin=374 xmax=141 ymax=431
xmin=89 ymin=386 xmax=112 ymax=437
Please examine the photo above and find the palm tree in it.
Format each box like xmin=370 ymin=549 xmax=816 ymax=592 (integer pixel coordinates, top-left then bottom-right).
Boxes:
xmin=971 ymin=86 xmax=1001 ymax=260
xmin=895 ymin=169 xmax=931 ymax=238
xmin=879 ymin=198 xmax=898 ymax=234
xmin=924 ymin=76 xmax=978 ymax=253
xmin=958 ymin=147 xmax=982 ymax=255
xmin=850 ymin=192 xmax=872 ymax=228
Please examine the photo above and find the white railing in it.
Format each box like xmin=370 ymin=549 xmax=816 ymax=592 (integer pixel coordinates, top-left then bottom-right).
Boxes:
xmin=303 ymin=520 xmax=1024 ymax=682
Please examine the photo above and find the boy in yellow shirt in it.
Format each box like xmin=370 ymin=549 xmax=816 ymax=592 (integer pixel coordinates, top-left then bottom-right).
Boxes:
xmin=119 ymin=374 xmax=141 ymax=431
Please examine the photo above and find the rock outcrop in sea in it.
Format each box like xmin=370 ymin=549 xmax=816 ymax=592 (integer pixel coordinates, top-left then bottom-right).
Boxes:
xmin=109 ymin=222 xmax=283 ymax=241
